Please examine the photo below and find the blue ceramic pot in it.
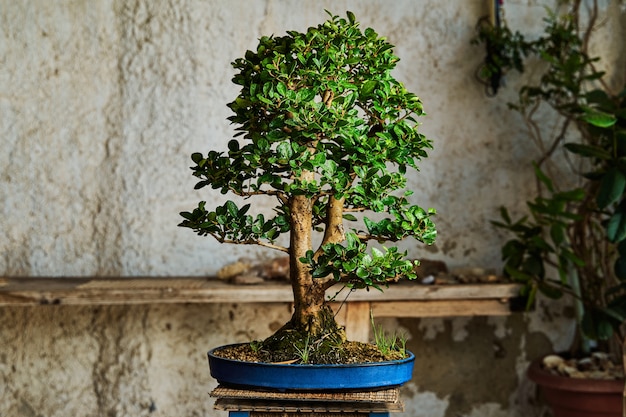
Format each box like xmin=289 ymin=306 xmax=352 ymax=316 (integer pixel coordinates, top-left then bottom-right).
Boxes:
xmin=208 ymin=343 xmax=415 ymax=391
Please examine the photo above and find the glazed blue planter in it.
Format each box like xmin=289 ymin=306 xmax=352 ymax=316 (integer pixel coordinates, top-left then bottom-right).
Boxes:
xmin=208 ymin=343 xmax=415 ymax=391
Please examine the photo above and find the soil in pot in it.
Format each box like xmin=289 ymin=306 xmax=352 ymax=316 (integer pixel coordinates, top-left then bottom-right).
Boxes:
xmin=213 ymin=339 xmax=406 ymax=365
xmin=213 ymin=303 xmax=407 ymax=365
xmin=528 ymin=355 xmax=623 ymax=417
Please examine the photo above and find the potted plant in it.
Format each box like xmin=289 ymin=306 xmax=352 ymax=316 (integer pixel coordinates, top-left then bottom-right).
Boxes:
xmin=178 ymin=11 xmax=436 ymax=391
xmin=475 ymin=1 xmax=625 ymax=415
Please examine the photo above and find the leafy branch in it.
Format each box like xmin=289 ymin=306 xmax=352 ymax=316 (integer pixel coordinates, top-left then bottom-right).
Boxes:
xmin=476 ymin=1 xmax=626 ymax=351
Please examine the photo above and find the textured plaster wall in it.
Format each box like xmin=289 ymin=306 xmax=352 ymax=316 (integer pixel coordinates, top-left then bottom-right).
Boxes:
xmin=2 ymin=0 xmax=545 ymax=277
xmin=1 ymin=0 xmax=621 ymax=416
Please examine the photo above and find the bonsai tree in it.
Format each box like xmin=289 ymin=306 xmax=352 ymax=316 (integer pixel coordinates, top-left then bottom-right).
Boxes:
xmin=475 ymin=1 xmax=625 ymax=364
xmin=179 ymin=11 xmax=436 ymax=362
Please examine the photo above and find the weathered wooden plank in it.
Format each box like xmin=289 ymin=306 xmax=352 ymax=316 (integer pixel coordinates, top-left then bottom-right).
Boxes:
xmin=343 ymin=301 xmax=372 ymax=342
xmin=0 ymin=278 xmax=292 ymax=305
xmin=346 ymin=283 xmax=520 ymax=301
xmin=0 ymin=277 xmax=522 ymax=319
xmin=371 ymin=299 xmax=514 ymax=317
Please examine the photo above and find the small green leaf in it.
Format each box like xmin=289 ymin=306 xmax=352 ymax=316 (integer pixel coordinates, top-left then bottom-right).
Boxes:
xmin=238 ymin=204 xmax=251 ymax=217
xmin=606 ymin=210 xmax=626 ymax=242
xmin=499 ymin=207 xmax=512 ymax=225
xmin=276 ymin=82 xmax=287 ymax=96
xmin=564 ymin=143 xmax=611 ymax=160
xmin=299 ymin=250 xmax=314 ymax=264
xmin=311 ymin=152 xmax=326 ymax=166
xmin=356 ymin=267 xmax=369 ymax=279
xmin=226 ymin=200 xmax=238 ymax=218
xmin=298 ymin=88 xmax=316 ymax=102
xmin=538 ymin=282 xmax=563 ymax=299
xmin=550 ymin=224 xmax=565 ymax=246
xmin=582 ymin=107 xmax=617 ymax=128
xmin=276 ymin=142 xmax=292 ymax=160
xmin=347 ymin=11 xmax=356 ymax=24
xmin=361 ymin=80 xmax=377 ymax=98
xmin=596 ymin=167 xmax=626 ymax=209
xmin=228 ymin=140 xmax=240 ymax=152
xmin=533 ymin=163 xmax=553 ymax=192
xmin=561 ymin=248 xmax=585 ymax=267
xmin=179 ymin=211 xmax=194 ymax=221
xmin=191 ymin=152 xmax=203 ymax=163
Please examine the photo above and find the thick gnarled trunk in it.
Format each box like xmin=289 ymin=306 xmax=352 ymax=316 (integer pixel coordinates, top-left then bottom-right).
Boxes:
xmin=288 ymin=192 xmax=327 ymax=334
xmin=284 ymin=154 xmax=348 ymax=339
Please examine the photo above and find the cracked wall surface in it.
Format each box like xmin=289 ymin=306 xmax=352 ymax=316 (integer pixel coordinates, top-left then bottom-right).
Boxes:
xmin=0 ymin=303 xmax=292 ymax=416
xmin=1 ymin=0 xmax=622 ymax=416
xmin=1 ymin=0 xmax=553 ymax=277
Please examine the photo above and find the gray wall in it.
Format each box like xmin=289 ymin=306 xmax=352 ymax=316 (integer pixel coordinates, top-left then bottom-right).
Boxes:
xmin=2 ymin=1 xmax=622 ymax=416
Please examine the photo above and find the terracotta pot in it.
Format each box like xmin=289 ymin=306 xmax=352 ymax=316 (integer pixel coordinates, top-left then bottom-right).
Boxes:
xmin=527 ymin=357 xmax=623 ymax=417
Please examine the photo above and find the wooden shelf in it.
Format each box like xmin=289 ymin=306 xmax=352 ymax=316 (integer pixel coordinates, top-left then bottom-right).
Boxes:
xmin=0 ymin=276 xmax=521 ymax=309
xmin=0 ymin=277 xmax=524 ymax=341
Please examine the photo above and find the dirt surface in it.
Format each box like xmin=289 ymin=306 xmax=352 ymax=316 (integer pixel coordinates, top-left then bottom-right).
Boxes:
xmin=541 ymin=353 xmax=624 ymax=380
xmin=212 ymin=340 xmax=406 ymax=365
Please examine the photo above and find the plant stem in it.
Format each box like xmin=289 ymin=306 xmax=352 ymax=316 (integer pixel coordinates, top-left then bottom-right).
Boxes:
xmin=569 ymin=266 xmax=591 ymax=354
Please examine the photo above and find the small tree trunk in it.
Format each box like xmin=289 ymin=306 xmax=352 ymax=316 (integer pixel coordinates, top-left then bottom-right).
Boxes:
xmin=317 ymin=195 xmax=346 ymax=256
xmin=288 ymin=191 xmax=327 ymax=333
xmin=284 ymin=168 xmax=347 ymax=342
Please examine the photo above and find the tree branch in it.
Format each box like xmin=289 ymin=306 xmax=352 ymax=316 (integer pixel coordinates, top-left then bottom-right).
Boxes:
xmin=314 ymin=196 xmax=346 ymax=260
xmin=233 ymin=188 xmax=288 ymax=201
xmin=353 ymin=233 xmax=395 ymax=243
xmin=209 ymin=234 xmax=289 ymax=253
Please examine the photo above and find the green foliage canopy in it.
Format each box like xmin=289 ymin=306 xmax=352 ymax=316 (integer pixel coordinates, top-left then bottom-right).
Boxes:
xmin=180 ymin=12 xmax=436 ymax=291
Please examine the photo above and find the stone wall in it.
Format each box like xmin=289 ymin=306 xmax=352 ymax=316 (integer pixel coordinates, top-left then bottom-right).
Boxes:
xmin=1 ymin=1 xmax=621 ymax=416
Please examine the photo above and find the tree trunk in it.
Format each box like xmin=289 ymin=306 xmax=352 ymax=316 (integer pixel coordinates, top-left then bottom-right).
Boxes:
xmin=317 ymin=196 xmax=346 ymax=258
xmin=288 ymin=192 xmax=328 ymax=334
